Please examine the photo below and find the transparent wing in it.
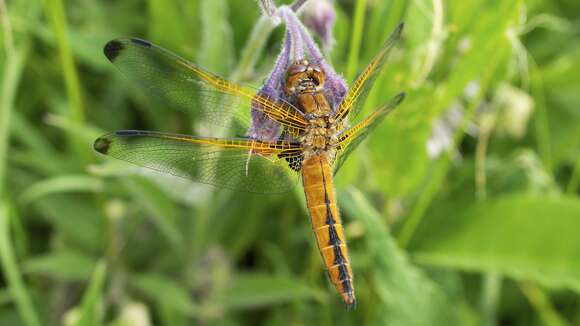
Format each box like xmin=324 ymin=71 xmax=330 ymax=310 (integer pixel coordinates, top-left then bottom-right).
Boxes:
xmin=104 ymin=38 xmax=307 ymax=135
xmin=94 ymin=130 xmax=304 ymax=194
xmin=333 ymin=93 xmax=405 ymax=174
xmin=333 ymin=23 xmax=403 ymax=124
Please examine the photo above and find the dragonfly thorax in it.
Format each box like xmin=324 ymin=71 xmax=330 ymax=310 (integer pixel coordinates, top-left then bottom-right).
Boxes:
xmin=300 ymin=116 xmax=339 ymax=160
xmin=284 ymin=60 xmax=338 ymax=159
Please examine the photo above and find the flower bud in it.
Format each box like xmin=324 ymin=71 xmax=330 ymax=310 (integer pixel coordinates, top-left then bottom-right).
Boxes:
xmin=302 ymin=0 xmax=337 ymax=50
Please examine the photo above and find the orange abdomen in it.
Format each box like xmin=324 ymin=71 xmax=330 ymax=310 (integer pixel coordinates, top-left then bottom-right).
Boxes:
xmin=301 ymin=155 xmax=356 ymax=308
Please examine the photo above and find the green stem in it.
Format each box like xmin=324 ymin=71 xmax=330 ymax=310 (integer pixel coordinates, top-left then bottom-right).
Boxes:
xmin=0 ymin=36 xmax=25 ymax=194
xmin=0 ymin=5 xmax=40 ymax=323
xmin=480 ymin=272 xmax=501 ymax=326
xmin=474 ymin=92 xmax=502 ymax=326
xmin=528 ymin=55 xmax=552 ymax=173
xmin=520 ymin=283 xmax=569 ymax=326
xmin=44 ymin=0 xmax=90 ymax=165
xmin=566 ymin=154 xmax=580 ymax=194
xmin=0 ymin=0 xmax=32 ymax=262
xmin=230 ymin=16 xmax=275 ymax=82
xmin=189 ymin=203 xmax=210 ymax=265
xmin=475 ymin=112 xmax=497 ymax=200
xmin=346 ymin=0 xmax=368 ymax=82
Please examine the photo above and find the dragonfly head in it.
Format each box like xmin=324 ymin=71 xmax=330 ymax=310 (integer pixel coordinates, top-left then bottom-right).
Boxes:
xmin=284 ymin=60 xmax=326 ymax=96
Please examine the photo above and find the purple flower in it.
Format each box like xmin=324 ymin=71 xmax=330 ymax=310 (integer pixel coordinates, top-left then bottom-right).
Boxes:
xmin=249 ymin=4 xmax=347 ymax=141
xmin=302 ymin=0 xmax=337 ymax=50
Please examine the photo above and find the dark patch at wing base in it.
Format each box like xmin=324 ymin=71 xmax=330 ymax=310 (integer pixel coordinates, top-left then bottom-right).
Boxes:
xmin=277 ymin=148 xmax=303 ymax=171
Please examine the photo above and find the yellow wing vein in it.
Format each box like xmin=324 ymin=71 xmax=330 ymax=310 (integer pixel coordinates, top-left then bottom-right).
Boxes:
xmin=333 ymin=22 xmax=403 ymax=123
xmin=181 ymin=62 xmax=307 ymax=129
xmin=337 ymin=109 xmax=380 ymax=150
xmin=158 ymin=134 xmax=302 ymax=154
xmin=334 ymin=55 xmax=382 ymax=122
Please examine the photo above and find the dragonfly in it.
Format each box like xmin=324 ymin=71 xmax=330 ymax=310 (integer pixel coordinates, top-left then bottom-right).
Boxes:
xmin=94 ymin=23 xmax=404 ymax=309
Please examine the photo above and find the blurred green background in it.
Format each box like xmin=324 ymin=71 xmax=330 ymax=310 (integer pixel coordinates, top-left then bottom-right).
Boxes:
xmin=1 ymin=0 xmax=580 ymax=325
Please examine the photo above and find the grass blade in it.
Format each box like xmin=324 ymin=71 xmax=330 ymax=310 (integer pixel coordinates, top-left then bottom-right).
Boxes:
xmin=43 ymin=0 xmax=90 ymax=165
xmin=18 ymin=175 xmax=103 ymax=205
xmin=345 ymin=0 xmax=368 ymax=82
xmin=0 ymin=201 xmax=41 ymax=326
xmin=77 ymin=260 xmax=107 ymax=326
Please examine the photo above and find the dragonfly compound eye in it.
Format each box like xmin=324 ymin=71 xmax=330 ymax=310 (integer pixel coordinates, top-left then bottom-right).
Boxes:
xmin=309 ymin=66 xmax=326 ymax=87
xmin=285 ymin=61 xmax=309 ymax=92
xmin=285 ymin=61 xmax=327 ymax=96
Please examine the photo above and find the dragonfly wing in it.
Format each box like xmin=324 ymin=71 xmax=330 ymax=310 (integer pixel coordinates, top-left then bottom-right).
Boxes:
xmin=333 ymin=93 xmax=405 ymax=174
xmin=94 ymin=130 xmax=303 ymax=194
xmin=104 ymin=38 xmax=307 ymax=134
xmin=333 ymin=23 xmax=403 ymax=124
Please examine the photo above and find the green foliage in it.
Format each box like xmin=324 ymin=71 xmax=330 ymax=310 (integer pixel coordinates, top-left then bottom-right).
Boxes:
xmin=1 ymin=0 xmax=579 ymax=324
xmin=409 ymin=195 xmax=580 ymax=293
xmin=340 ymin=189 xmax=466 ymax=325
xmin=77 ymin=261 xmax=107 ymax=326
xmin=0 ymin=201 xmax=40 ymax=326
xmin=130 ymin=273 xmax=197 ymax=315
xmin=218 ymin=273 xmax=326 ymax=310
xmin=22 ymin=250 xmax=96 ymax=281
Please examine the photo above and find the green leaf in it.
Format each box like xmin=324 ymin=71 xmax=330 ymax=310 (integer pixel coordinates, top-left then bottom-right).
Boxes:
xmin=122 ymin=176 xmax=182 ymax=251
xmin=130 ymin=273 xmax=196 ymax=315
xmin=220 ymin=273 xmax=326 ymax=310
xmin=18 ymin=175 xmax=103 ymax=205
xmin=340 ymin=189 xmax=462 ymax=325
xmin=33 ymin=196 xmax=104 ymax=252
xmin=541 ymin=46 xmax=580 ymax=166
xmin=22 ymin=250 xmax=96 ymax=281
xmin=408 ymin=194 xmax=580 ymax=293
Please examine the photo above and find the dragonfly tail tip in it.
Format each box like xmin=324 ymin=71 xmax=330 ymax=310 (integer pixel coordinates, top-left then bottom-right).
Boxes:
xmin=345 ymin=297 xmax=357 ymax=311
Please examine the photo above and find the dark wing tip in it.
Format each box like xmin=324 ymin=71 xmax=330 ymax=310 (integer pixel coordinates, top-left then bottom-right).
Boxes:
xmin=103 ymin=38 xmax=153 ymax=61
xmin=389 ymin=22 xmax=405 ymax=41
xmin=396 ymin=21 xmax=405 ymax=33
xmin=103 ymin=40 xmax=124 ymax=62
xmin=395 ymin=92 xmax=406 ymax=104
xmin=93 ymin=135 xmax=112 ymax=154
